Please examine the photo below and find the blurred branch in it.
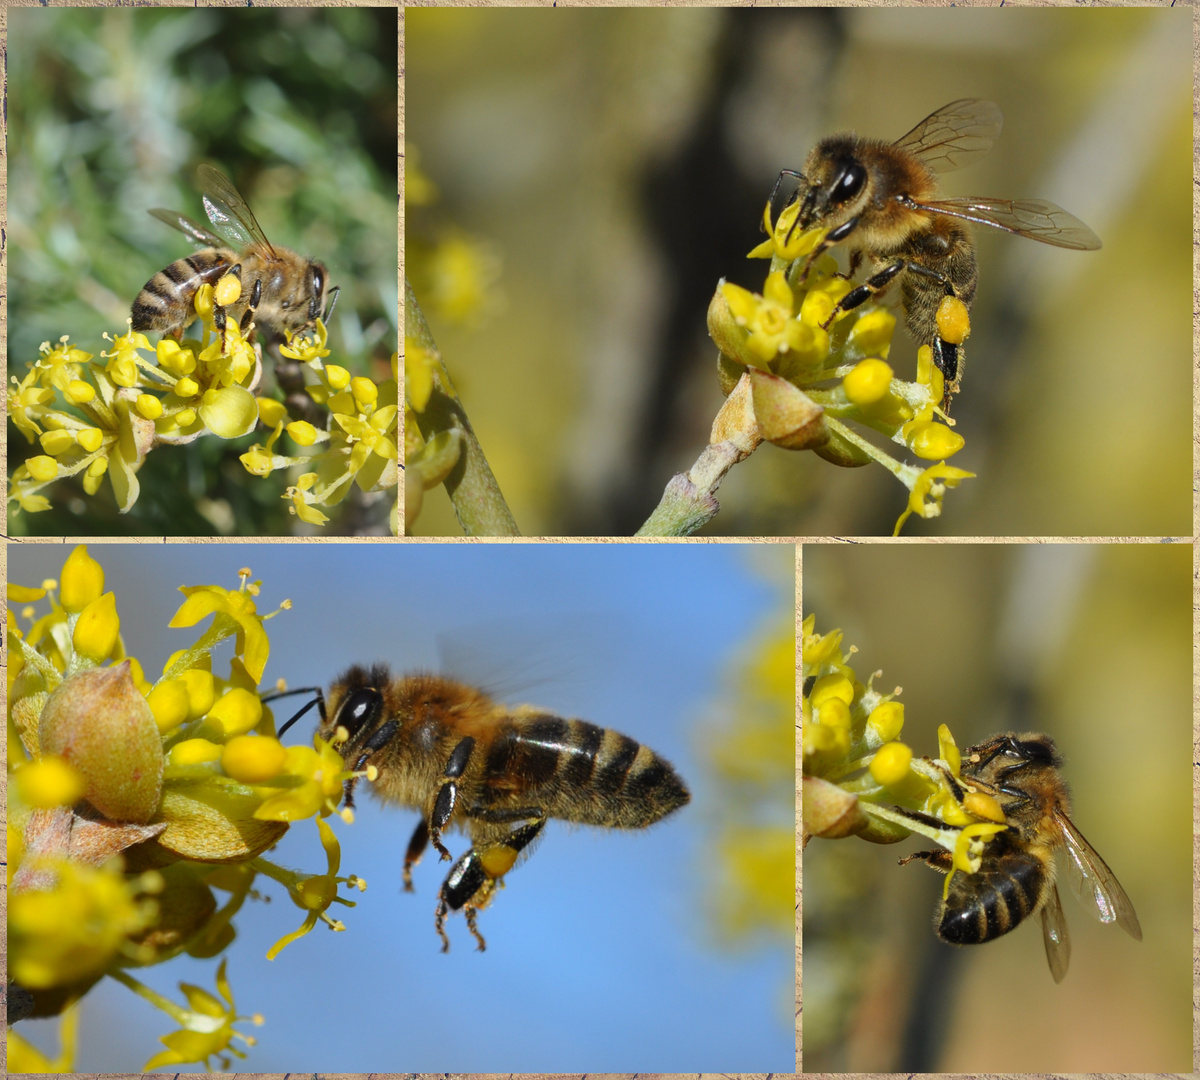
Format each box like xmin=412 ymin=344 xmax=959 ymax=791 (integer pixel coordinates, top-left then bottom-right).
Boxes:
xmin=404 ymin=278 xmax=519 ymax=536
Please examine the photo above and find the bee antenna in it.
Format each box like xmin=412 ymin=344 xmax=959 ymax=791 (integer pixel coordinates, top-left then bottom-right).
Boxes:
xmin=261 ymin=686 xmax=327 ymax=737
xmin=323 ymin=285 xmax=340 ymax=324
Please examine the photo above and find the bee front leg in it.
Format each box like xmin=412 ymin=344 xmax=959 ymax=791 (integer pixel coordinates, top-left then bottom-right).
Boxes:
xmin=345 ymin=717 xmax=400 ymax=811
xmin=428 ymin=736 xmax=476 ymax=862
xmin=793 ymin=215 xmax=860 ymax=282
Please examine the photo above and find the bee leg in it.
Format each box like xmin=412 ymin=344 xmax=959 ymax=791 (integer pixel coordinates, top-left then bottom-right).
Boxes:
xmin=899 ymin=849 xmax=954 ymax=873
xmin=428 ymin=736 xmax=476 ymax=862
xmin=820 ymin=259 xmax=906 ymax=330
xmin=322 ymin=285 xmax=340 ymax=324
xmin=434 ymin=896 xmax=452 ymax=952
xmin=237 ymin=277 xmax=263 ymax=335
xmin=793 ymin=215 xmax=860 ymax=278
xmin=768 ymin=168 xmax=806 ymax=229
xmin=403 ymin=818 xmax=429 ymax=892
xmin=464 ymin=905 xmax=486 ymax=952
xmin=213 ymin=264 xmax=243 ymax=335
xmin=345 ymin=717 xmax=400 ymax=811
xmin=434 ymin=816 xmax=546 ymax=952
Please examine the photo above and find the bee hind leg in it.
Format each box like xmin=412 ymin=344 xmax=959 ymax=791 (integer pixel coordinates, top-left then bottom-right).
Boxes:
xmin=899 ymin=849 xmax=954 ymax=873
xmin=464 ymin=905 xmax=486 ymax=952
xmin=434 ymin=815 xmax=545 ymax=952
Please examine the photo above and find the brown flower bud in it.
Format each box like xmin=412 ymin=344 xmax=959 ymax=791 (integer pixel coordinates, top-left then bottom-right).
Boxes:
xmin=38 ymin=662 xmax=164 ymax=824
xmin=748 ymin=370 xmax=827 ymax=451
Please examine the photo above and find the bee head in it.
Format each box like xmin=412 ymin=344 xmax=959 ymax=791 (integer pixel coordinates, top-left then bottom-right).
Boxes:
xmin=799 ymin=135 xmax=872 ymax=229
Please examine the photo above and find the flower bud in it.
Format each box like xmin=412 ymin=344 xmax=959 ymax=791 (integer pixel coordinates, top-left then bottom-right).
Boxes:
xmin=72 ymin=592 xmax=121 ymax=662
xmin=59 ymin=546 xmax=105 ymax=613
xmin=38 ymin=662 xmax=164 ymax=823
xmin=748 ymin=370 xmax=827 ymax=451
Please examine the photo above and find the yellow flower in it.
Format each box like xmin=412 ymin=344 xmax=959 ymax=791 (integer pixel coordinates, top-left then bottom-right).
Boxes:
xmin=747 ymin=198 xmax=827 ymax=263
xmin=170 ymin=585 xmax=269 ymax=683
xmin=893 ymin=463 xmax=976 ymax=536
xmin=286 ymin=474 xmax=330 ymax=526
xmin=720 ymin=272 xmax=813 ymax=367
xmin=265 ymin=817 xmax=362 ymax=959
xmin=426 ymin=231 xmax=502 ymax=324
xmin=404 ymin=338 xmax=437 ymax=412
xmin=7 ymin=1005 xmax=78 ymax=1071
xmin=13 ymin=756 xmax=87 ymax=809
xmin=141 ymin=959 xmax=258 ymax=1070
xmin=9 ymin=858 xmax=159 ymax=989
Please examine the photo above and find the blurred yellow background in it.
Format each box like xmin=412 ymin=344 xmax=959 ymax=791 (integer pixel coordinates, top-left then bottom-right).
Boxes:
xmin=405 ymin=7 xmax=1189 ymax=537
xmin=801 ymin=542 xmax=1191 ymax=1072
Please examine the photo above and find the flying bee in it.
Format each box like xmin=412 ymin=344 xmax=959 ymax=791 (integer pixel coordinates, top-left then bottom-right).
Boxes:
xmin=772 ymin=99 xmax=1101 ymax=409
xmin=131 ymin=164 xmax=338 ymax=341
xmin=900 ymin=732 xmax=1141 ymax=982
xmin=271 ymin=665 xmax=690 ymax=952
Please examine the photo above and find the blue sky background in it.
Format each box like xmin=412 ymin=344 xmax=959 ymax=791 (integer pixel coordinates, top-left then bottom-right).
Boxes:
xmin=9 ymin=542 xmax=795 ymax=1072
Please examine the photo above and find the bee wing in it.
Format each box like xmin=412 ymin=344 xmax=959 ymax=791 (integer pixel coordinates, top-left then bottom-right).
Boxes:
xmin=148 ymin=208 xmax=227 ymax=248
xmin=1055 ymin=808 xmax=1143 ymax=940
xmin=1040 ymin=882 xmax=1071 ymax=983
xmin=914 ymin=196 xmax=1102 ymax=250
xmin=196 ymin=164 xmax=278 ymax=258
xmin=892 ymin=99 xmax=1003 ymax=174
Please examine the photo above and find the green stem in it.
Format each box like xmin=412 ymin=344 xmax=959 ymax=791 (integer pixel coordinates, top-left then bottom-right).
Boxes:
xmin=636 ymin=440 xmax=750 ymax=537
xmin=404 ymin=279 xmax=519 ymax=536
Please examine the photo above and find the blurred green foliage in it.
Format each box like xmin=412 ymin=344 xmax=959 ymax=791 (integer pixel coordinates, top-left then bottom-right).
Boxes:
xmin=8 ymin=8 xmax=397 ymax=535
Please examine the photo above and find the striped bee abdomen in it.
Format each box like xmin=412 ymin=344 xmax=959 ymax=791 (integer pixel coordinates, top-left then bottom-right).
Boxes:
xmin=480 ymin=715 xmax=690 ymax=828
xmin=130 ymin=250 xmax=232 ymax=332
xmin=937 ymin=844 xmax=1046 ymax=944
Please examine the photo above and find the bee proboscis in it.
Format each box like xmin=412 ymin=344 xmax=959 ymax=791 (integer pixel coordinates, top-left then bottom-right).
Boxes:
xmin=271 ymin=665 xmax=690 ymax=952
xmin=900 ymin=732 xmax=1141 ymax=982
xmin=773 ymin=99 xmax=1101 ymax=409
xmin=131 ymin=164 xmax=338 ymax=341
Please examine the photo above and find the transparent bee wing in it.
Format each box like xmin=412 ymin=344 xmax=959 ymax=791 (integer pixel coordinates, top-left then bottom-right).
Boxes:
xmin=892 ymin=99 xmax=1003 ymax=174
xmin=196 ymin=163 xmax=277 ymax=258
xmin=1055 ymin=808 xmax=1143 ymax=940
xmin=1040 ymin=882 xmax=1071 ymax=983
xmin=913 ymin=196 xmax=1102 ymax=250
xmin=148 ymin=208 xmax=227 ymax=248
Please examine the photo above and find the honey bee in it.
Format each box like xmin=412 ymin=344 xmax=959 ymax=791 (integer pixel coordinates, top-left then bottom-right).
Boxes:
xmin=773 ymin=99 xmax=1101 ymax=408
xmin=273 ymin=665 xmax=690 ymax=952
xmin=131 ymin=164 xmax=338 ymax=340
xmin=900 ymin=732 xmax=1141 ymax=982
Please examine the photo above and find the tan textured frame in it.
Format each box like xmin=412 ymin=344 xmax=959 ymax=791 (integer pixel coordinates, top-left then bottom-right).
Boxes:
xmin=2 ymin=0 xmax=1198 ymax=1078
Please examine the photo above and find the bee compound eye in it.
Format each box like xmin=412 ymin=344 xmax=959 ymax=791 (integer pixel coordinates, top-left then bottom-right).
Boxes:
xmin=336 ymin=687 xmax=382 ymax=736
xmin=829 ymin=160 xmax=867 ymax=206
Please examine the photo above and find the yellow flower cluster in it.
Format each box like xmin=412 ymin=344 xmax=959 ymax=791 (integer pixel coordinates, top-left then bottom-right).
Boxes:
xmin=7 ymin=290 xmax=398 ymax=531
xmin=7 ymin=546 xmax=365 ymax=1070
xmin=241 ymin=336 xmax=399 ymax=528
xmin=707 ymin=199 xmax=975 ymax=534
xmin=801 ymin=615 xmax=1008 ymax=865
xmin=402 ymin=336 xmax=466 ymax=530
